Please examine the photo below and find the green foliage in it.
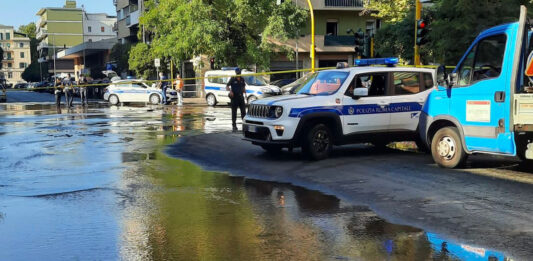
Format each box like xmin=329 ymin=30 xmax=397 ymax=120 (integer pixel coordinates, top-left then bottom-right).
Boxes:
xmin=365 ymin=0 xmax=413 ymax=22
xmin=129 ymin=43 xmax=157 ymax=79
xmin=18 ymin=23 xmax=39 ymax=63
xmin=110 ymin=43 xmax=132 ymax=74
xmin=136 ymin=0 xmax=307 ymax=71
xmin=374 ymin=0 xmax=533 ymax=65
xmin=21 ymin=62 xmax=41 ymax=82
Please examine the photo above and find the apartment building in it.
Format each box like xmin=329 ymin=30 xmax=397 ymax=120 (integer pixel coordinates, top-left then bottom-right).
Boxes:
xmin=36 ymin=0 xmax=117 ymax=77
xmin=271 ymin=0 xmax=378 ymax=80
xmin=114 ymin=0 xmax=146 ymax=44
xmin=0 ymin=25 xmax=31 ymax=85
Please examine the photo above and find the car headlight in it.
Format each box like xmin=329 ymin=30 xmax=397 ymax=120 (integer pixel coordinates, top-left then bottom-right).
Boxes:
xmin=261 ymin=87 xmax=271 ymax=93
xmin=274 ymin=106 xmax=283 ymax=118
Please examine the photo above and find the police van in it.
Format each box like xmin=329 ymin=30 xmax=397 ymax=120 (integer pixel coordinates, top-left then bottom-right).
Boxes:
xmin=204 ymin=68 xmax=282 ymax=106
xmin=242 ymin=59 xmax=436 ymax=160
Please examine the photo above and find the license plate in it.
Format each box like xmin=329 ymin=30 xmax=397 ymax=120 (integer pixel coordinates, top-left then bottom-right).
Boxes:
xmin=247 ymin=125 xmax=258 ymax=132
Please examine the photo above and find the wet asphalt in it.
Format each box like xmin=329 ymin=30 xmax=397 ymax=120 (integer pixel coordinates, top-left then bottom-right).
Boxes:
xmin=0 ymin=91 xmax=529 ymax=260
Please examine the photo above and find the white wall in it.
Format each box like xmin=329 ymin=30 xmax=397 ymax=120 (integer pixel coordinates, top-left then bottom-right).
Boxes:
xmin=83 ymin=13 xmax=116 ymax=42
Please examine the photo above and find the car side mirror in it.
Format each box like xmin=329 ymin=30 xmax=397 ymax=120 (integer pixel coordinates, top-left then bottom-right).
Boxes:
xmin=352 ymin=87 xmax=368 ymax=99
xmin=448 ymin=72 xmax=457 ymax=88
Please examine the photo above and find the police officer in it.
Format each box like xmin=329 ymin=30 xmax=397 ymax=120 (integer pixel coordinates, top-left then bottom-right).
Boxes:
xmin=226 ymin=68 xmax=247 ymax=131
xmin=63 ymin=74 xmax=74 ymax=107
xmin=158 ymin=72 xmax=168 ymax=105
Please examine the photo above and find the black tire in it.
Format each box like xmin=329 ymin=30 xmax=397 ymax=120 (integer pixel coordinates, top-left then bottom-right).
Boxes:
xmin=415 ymin=137 xmax=430 ymax=153
xmin=261 ymin=145 xmax=282 ymax=154
xmin=108 ymin=94 xmax=119 ymax=105
xmin=372 ymin=140 xmax=389 ymax=150
xmin=431 ymin=127 xmax=468 ymax=168
xmin=302 ymin=124 xmax=333 ymax=160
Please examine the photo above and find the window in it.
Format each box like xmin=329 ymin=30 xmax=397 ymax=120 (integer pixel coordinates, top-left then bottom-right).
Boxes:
xmin=7 ymin=53 xmax=11 ymax=59
xmin=6 ymin=43 xmax=10 ymax=48
xmin=19 ymin=63 xmax=26 ymax=69
xmin=295 ymin=71 xmax=350 ymax=95
xmin=456 ymin=34 xmax=506 ymax=86
xmin=208 ymin=75 xmax=229 ymax=84
xmin=7 ymin=63 xmax=12 ymax=68
xmin=393 ymin=72 xmax=420 ymax=95
xmin=101 ymin=27 xmax=105 ymax=33
xmin=5 ymin=32 xmax=10 ymax=40
xmin=326 ymin=20 xmax=338 ymax=36
xmin=360 ymin=73 xmax=388 ymax=96
xmin=20 ymin=52 xmax=24 ymax=58
xmin=19 ymin=43 xmax=23 ymax=48
xmin=88 ymin=39 xmax=92 ymax=42
xmin=423 ymin=73 xmax=434 ymax=90
xmin=7 ymin=72 xmax=12 ymax=79
xmin=0 ymin=33 xmax=3 ymax=40
xmin=88 ymin=26 xmax=92 ymax=33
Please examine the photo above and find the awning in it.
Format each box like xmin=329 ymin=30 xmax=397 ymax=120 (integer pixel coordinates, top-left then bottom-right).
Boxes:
xmin=56 ymin=38 xmax=117 ymax=60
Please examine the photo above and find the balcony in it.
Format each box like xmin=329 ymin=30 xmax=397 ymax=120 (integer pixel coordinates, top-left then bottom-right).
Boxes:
xmin=324 ymin=35 xmax=354 ymax=46
xmin=36 ymin=29 xmax=47 ymax=40
xmin=325 ymin=0 xmax=364 ymax=7
xmin=127 ymin=10 xmax=140 ymax=27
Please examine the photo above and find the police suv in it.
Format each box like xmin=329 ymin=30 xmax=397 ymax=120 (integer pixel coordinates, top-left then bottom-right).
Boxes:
xmin=204 ymin=68 xmax=282 ymax=106
xmin=242 ymin=59 xmax=436 ymax=160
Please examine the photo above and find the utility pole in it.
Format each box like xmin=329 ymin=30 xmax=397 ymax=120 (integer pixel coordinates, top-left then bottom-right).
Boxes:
xmin=82 ymin=5 xmax=86 ymax=78
xmin=306 ymin=0 xmax=315 ymax=72
xmin=414 ymin=0 xmax=421 ymax=66
xmin=53 ymin=34 xmax=56 ymax=87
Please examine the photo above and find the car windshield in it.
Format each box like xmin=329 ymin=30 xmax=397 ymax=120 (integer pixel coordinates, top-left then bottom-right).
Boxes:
xmin=242 ymin=75 xmax=267 ymax=86
xmin=294 ymin=71 xmax=349 ymax=95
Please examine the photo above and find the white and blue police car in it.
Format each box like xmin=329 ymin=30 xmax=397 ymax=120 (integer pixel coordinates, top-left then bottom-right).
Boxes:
xmin=204 ymin=68 xmax=282 ymax=106
xmin=243 ymin=58 xmax=436 ymax=160
xmin=104 ymin=80 xmax=178 ymax=105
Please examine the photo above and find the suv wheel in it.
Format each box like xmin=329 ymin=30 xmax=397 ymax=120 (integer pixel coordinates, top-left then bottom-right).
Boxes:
xmin=302 ymin=124 xmax=332 ymax=160
xmin=431 ymin=127 xmax=467 ymax=168
xmin=108 ymin=94 xmax=119 ymax=105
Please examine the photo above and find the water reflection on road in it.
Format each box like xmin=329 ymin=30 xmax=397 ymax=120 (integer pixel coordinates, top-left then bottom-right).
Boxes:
xmin=0 ymin=103 xmax=508 ymax=260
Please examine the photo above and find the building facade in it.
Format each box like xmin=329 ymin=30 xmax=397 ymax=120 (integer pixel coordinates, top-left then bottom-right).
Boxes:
xmin=36 ymin=0 xmax=117 ymax=78
xmin=115 ymin=0 xmax=146 ymax=44
xmin=0 ymin=25 xmax=31 ymax=85
xmin=270 ymin=0 xmax=378 ymax=80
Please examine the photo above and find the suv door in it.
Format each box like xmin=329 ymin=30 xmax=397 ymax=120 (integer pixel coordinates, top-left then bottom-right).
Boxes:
xmin=451 ymin=33 xmax=513 ymax=154
xmin=341 ymin=73 xmax=392 ymax=134
xmin=389 ymin=72 xmax=432 ymax=132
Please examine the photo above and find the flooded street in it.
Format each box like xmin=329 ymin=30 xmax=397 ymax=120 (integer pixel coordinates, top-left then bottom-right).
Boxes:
xmin=0 ymin=103 xmax=511 ymax=260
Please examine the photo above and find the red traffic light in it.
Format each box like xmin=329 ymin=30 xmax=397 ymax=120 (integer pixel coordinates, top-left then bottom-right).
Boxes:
xmin=417 ymin=19 xmax=427 ymax=29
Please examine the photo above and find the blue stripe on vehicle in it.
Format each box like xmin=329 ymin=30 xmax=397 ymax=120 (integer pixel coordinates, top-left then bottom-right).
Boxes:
xmin=289 ymin=102 xmax=423 ymax=118
xmin=205 ymin=86 xmax=224 ymax=91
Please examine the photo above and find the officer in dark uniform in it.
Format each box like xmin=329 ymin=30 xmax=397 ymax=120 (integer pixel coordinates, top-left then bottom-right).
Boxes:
xmin=226 ymin=68 xmax=247 ymax=131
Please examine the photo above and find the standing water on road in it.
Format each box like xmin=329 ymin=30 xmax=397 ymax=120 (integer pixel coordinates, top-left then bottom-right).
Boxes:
xmin=0 ymin=103 xmax=508 ymax=260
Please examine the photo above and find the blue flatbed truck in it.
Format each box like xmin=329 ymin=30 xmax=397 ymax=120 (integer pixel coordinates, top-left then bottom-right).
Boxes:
xmin=420 ymin=5 xmax=533 ymax=168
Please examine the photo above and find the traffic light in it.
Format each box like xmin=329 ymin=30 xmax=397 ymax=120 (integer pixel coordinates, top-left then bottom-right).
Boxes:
xmin=354 ymin=29 xmax=365 ymax=56
xmin=364 ymin=34 xmax=371 ymax=58
xmin=416 ymin=19 xmax=429 ymax=46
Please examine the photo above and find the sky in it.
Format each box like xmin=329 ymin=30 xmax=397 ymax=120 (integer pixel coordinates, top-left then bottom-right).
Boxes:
xmin=0 ymin=0 xmax=116 ymax=29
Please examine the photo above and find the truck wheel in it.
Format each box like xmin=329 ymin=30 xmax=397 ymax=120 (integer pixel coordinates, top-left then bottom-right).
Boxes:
xmin=302 ymin=124 xmax=332 ymax=160
xmin=206 ymin=94 xmax=217 ymax=106
xmin=261 ymin=145 xmax=282 ymax=154
xmin=431 ymin=127 xmax=467 ymax=168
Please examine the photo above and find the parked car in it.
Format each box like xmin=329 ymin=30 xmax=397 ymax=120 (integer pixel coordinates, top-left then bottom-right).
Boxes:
xmin=281 ymin=73 xmax=315 ymax=95
xmin=270 ymin=78 xmax=297 ymax=88
xmin=14 ymin=83 xmax=28 ymax=89
xmin=204 ymin=68 xmax=282 ymax=106
xmin=103 ymin=80 xmax=178 ymax=105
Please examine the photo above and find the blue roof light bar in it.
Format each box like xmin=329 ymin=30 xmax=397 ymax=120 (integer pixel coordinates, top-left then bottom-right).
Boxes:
xmin=355 ymin=57 xmax=399 ymax=67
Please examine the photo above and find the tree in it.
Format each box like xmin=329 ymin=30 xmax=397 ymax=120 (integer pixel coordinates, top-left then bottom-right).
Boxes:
xmin=364 ymin=0 xmax=413 ymax=22
xmin=110 ymin=43 xmax=132 ymax=75
xmin=18 ymin=23 xmax=39 ymax=63
xmin=132 ymin=0 xmax=307 ymax=73
xmin=374 ymin=0 xmax=533 ymax=65
xmin=21 ymin=62 xmax=41 ymax=82
xmin=129 ymin=43 xmax=157 ymax=79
